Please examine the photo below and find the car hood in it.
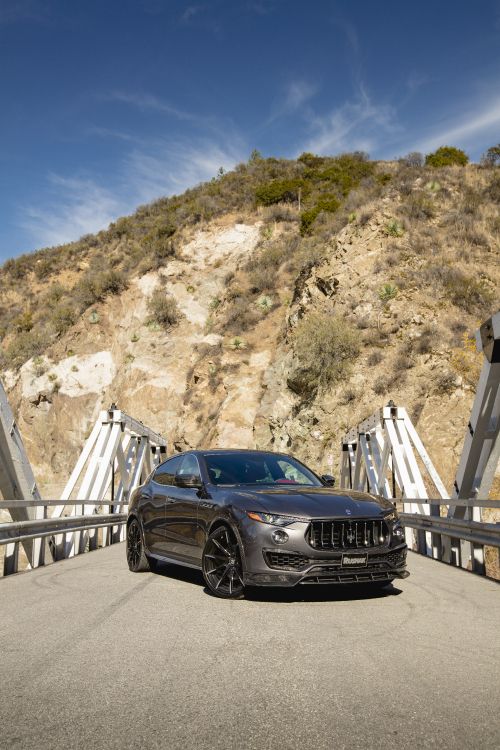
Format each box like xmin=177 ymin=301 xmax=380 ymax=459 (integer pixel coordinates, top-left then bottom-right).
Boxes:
xmin=229 ymin=486 xmax=394 ymax=519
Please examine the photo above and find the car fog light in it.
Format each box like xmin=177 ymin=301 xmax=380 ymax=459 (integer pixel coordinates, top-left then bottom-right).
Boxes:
xmin=271 ymin=529 xmax=289 ymax=544
xmin=393 ymin=527 xmax=404 ymax=538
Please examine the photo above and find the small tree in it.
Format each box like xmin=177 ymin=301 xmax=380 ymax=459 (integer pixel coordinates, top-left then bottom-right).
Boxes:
xmin=480 ymin=144 xmax=500 ymax=167
xmin=425 ymin=146 xmax=469 ymax=167
xmin=401 ymin=152 xmax=424 ymax=168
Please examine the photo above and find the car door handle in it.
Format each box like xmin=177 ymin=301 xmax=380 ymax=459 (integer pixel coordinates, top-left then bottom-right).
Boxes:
xmin=165 ymin=498 xmax=175 ymax=504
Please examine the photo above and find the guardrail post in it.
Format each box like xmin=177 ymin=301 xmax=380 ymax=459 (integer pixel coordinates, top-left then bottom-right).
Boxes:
xmin=3 ymin=541 xmax=19 ymax=576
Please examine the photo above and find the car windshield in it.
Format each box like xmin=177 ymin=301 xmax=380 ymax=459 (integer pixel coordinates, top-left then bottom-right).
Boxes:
xmin=202 ymin=451 xmax=322 ymax=487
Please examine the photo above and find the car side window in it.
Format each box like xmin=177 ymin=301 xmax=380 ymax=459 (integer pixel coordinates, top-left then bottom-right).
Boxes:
xmin=153 ymin=455 xmax=183 ymax=486
xmin=276 ymin=459 xmax=311 ymax=484
xmin=177 ymin=453 xmax=201 ymax=479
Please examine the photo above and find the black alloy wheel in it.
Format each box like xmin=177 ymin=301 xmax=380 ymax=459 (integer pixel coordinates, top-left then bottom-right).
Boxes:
xmin=202 ymin=526 xmax=245 ymax=599
xmin=127 ymin=519 xmax=151 ymax=572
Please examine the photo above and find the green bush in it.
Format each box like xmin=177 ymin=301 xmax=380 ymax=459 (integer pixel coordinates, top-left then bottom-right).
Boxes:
xmin=378 ymin=283 xmax=398 ymax=304
xmin=385 ymin=220 xmax=405 ymax=237
xmin=425 ymin=146 xmax=469 ymax=167
xmin=290 ymin=313 xmax=360 ymax=394
xmin=148 ymin=290 xmax=181 ymax=330
xmin=300 ymin=196 xmax=340 ymax=234
xmin=255 ymin=179 xmax=306 ymax=206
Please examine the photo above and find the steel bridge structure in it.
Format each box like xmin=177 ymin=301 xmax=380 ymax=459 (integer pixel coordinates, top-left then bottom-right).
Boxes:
xmin=0 ymin=312 xmax=499 ymax=750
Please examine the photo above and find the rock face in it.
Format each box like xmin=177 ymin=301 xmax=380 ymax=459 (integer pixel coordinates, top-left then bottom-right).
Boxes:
xmin=2 ymin=184 xmax=500 ymax=508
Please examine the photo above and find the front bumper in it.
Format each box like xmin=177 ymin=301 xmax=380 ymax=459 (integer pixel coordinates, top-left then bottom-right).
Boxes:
xmin=237 ymin=514 xmax=408 ymax=587
xmin=245 ymin=548 xmax=408 ymax=586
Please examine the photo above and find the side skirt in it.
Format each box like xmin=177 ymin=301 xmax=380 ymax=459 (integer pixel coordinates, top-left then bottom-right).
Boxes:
xmin=147 ymin=551 xmax=202 ymax=571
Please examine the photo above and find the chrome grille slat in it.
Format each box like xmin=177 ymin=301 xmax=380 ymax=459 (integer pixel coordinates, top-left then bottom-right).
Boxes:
xmin=307 ymin=519 xmax=389 ymax=550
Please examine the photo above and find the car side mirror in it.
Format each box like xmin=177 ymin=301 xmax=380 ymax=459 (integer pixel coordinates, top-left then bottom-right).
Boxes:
xmin=321 ymin=474 xmax=336 ymax=487
xmin=175 ymin=474 xmax=203 ymax=489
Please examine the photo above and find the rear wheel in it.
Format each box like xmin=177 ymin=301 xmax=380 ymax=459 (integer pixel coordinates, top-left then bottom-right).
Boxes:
xmin=202 ymin=526 xmax=244 ymax=599
xmin=126 ymin=519 xmax=151 ymax=572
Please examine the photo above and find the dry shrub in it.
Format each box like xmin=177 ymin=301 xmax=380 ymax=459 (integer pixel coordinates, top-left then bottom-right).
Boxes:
xmin=400 ymin=193 xmax=435 ymax=220
xmin=289 ymin=313 xmax=360 ymax=394
xmin=367 ymin=350 xmax=383 ymax=366
xmin=221 ymin=298 xmax=261 ymax=332
xmin=414 ymin=324 xmax=438 ymax=354
xmin=148 ymin=290 xmax=181 ymax=329
xmin=450 ymin=332 xmax=483 ymax=389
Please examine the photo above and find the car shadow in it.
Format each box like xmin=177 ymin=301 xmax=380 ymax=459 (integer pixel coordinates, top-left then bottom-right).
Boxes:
xmin=244 ymin=582 xmax=403 ymax=603
xmin=152 ymin=561 xmax=403 ymax=602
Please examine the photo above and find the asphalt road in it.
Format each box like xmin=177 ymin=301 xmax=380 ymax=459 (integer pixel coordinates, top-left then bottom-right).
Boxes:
xmin=1 ymin=546 xmax=499 ymax=750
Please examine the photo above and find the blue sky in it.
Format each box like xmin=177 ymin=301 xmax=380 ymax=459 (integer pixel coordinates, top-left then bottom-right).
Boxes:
xmin=1 ymin=0 xmax=499 ymax=261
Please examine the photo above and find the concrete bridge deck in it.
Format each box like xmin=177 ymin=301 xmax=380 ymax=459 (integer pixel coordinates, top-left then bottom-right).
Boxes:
xmin=1 ymin=546 xmax=499 ymax=750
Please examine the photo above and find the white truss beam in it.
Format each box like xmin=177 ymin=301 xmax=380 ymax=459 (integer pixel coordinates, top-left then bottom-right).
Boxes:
xmin=52 ymin=405 xmax=167 ymax=557
xmin=341 ymin=403 xmax=448 ymax=557
xmin=443 ymin=311 xmax=500 ymax=572
xmin=341 ymin=310 xmax=500 ymax=570
xmin=0 ymin=379 xmax=43 ymax=569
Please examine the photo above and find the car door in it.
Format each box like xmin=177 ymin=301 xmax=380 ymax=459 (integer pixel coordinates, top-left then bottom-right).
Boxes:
xmin=145 ymin=455 xmax=183 ymax=555
xmin=163 ymin=453 xmax=203 ymax=563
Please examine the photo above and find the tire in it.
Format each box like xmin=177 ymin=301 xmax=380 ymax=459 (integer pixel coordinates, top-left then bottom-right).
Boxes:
xmin=126 ymin=518 xmax=152 ymax=572
xmin=202 ymin=526 xmax=245 ymax=599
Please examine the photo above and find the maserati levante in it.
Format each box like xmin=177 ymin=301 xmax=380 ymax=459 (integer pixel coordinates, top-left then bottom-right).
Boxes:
xmin=126 ymin=449 xmax=408 ymax=598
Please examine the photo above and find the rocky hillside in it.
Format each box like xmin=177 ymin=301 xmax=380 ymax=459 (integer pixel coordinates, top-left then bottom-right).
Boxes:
xmin=0 ymin=153 xmax=499 ymax=500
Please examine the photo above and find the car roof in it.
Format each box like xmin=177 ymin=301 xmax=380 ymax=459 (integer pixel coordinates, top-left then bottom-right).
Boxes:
xmin=168 ymin=448 xmax=295 ymax=458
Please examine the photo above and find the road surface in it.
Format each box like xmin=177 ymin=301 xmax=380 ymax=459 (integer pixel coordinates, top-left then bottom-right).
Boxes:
xmin=1 ymin=545 xmax=499 ymax=749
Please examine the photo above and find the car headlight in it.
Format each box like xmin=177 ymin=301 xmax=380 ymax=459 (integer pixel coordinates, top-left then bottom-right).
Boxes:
xmin=246 ymin=511 xmax=306 ymax=526
xmin=392 ymin=521 xmax=405 ymax=539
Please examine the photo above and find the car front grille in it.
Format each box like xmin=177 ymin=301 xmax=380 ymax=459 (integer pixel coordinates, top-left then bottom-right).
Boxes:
xmin=307 ymin=519 xmax=389 ymax=550
xmin=264 ymin=551 xmax=310 ymax=570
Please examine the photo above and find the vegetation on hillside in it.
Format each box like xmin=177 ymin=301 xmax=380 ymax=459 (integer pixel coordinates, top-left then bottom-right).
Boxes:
xmin=0 ymin=143 xmax=499 ymax=374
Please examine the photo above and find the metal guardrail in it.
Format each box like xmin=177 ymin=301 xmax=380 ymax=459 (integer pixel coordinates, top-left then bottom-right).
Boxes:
xmin=396 ymin=498 xmax=500 ymax=575
xmin=1 ymin=497 xmax=498 ymax=578
xmin=400 ymin=514 xmax=500 ymax=548
xmin=0 ymin=501 xmax=127 ymax=577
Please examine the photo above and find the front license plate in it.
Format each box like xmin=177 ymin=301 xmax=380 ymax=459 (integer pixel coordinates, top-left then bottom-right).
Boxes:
xmin=342 ymin=553 xmax=368 ymax=568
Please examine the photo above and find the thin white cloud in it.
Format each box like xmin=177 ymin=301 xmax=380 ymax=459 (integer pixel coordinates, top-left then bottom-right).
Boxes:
xmin=303 ymin=86 xmax=399 ymax=156
xmin=285 ymin=80 xmax=318 ymax=112
xmin=123 ymin=137 xmax=246 ymax=202
xmin=267 ymin=79 xmax=318 ymax=124
xmin=21 ymin=175 xmax=125 ymax=247
xmin=179 ymin=4 xmax=203 ymax=24
xmin=19 ymin=135 xmax=247 ymax=249
xmin=413 ymin=99 xmax=500 ymax=154
xmin=108 ymin=91 xmax=197 ymax=123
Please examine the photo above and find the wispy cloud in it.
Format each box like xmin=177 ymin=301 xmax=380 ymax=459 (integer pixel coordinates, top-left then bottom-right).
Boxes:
xmin=413 ymin=98 xmax=500 ymax=154
xmin=179 ymin=4 xmax=203 ymax=24
xmin=19 ymin=134 xmax=247 ymax=248
xmin=107 ymin=91 xmax=198 ymax=123
xmin=123 ymin=137 xmax=246 ymax=202
xmin=268 ymin=79 xmax=318 ymax=124
xmin=303 ymin=86 xmax=399 ymax=156
xmin=21 ymin=175 xmax=125 ymax=247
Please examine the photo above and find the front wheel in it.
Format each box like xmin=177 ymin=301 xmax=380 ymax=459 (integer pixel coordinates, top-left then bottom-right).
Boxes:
xmin=126 ymin=518 xmax=152 ymax=572
xmin=202 ymin=526 xmax=245 ymax=599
